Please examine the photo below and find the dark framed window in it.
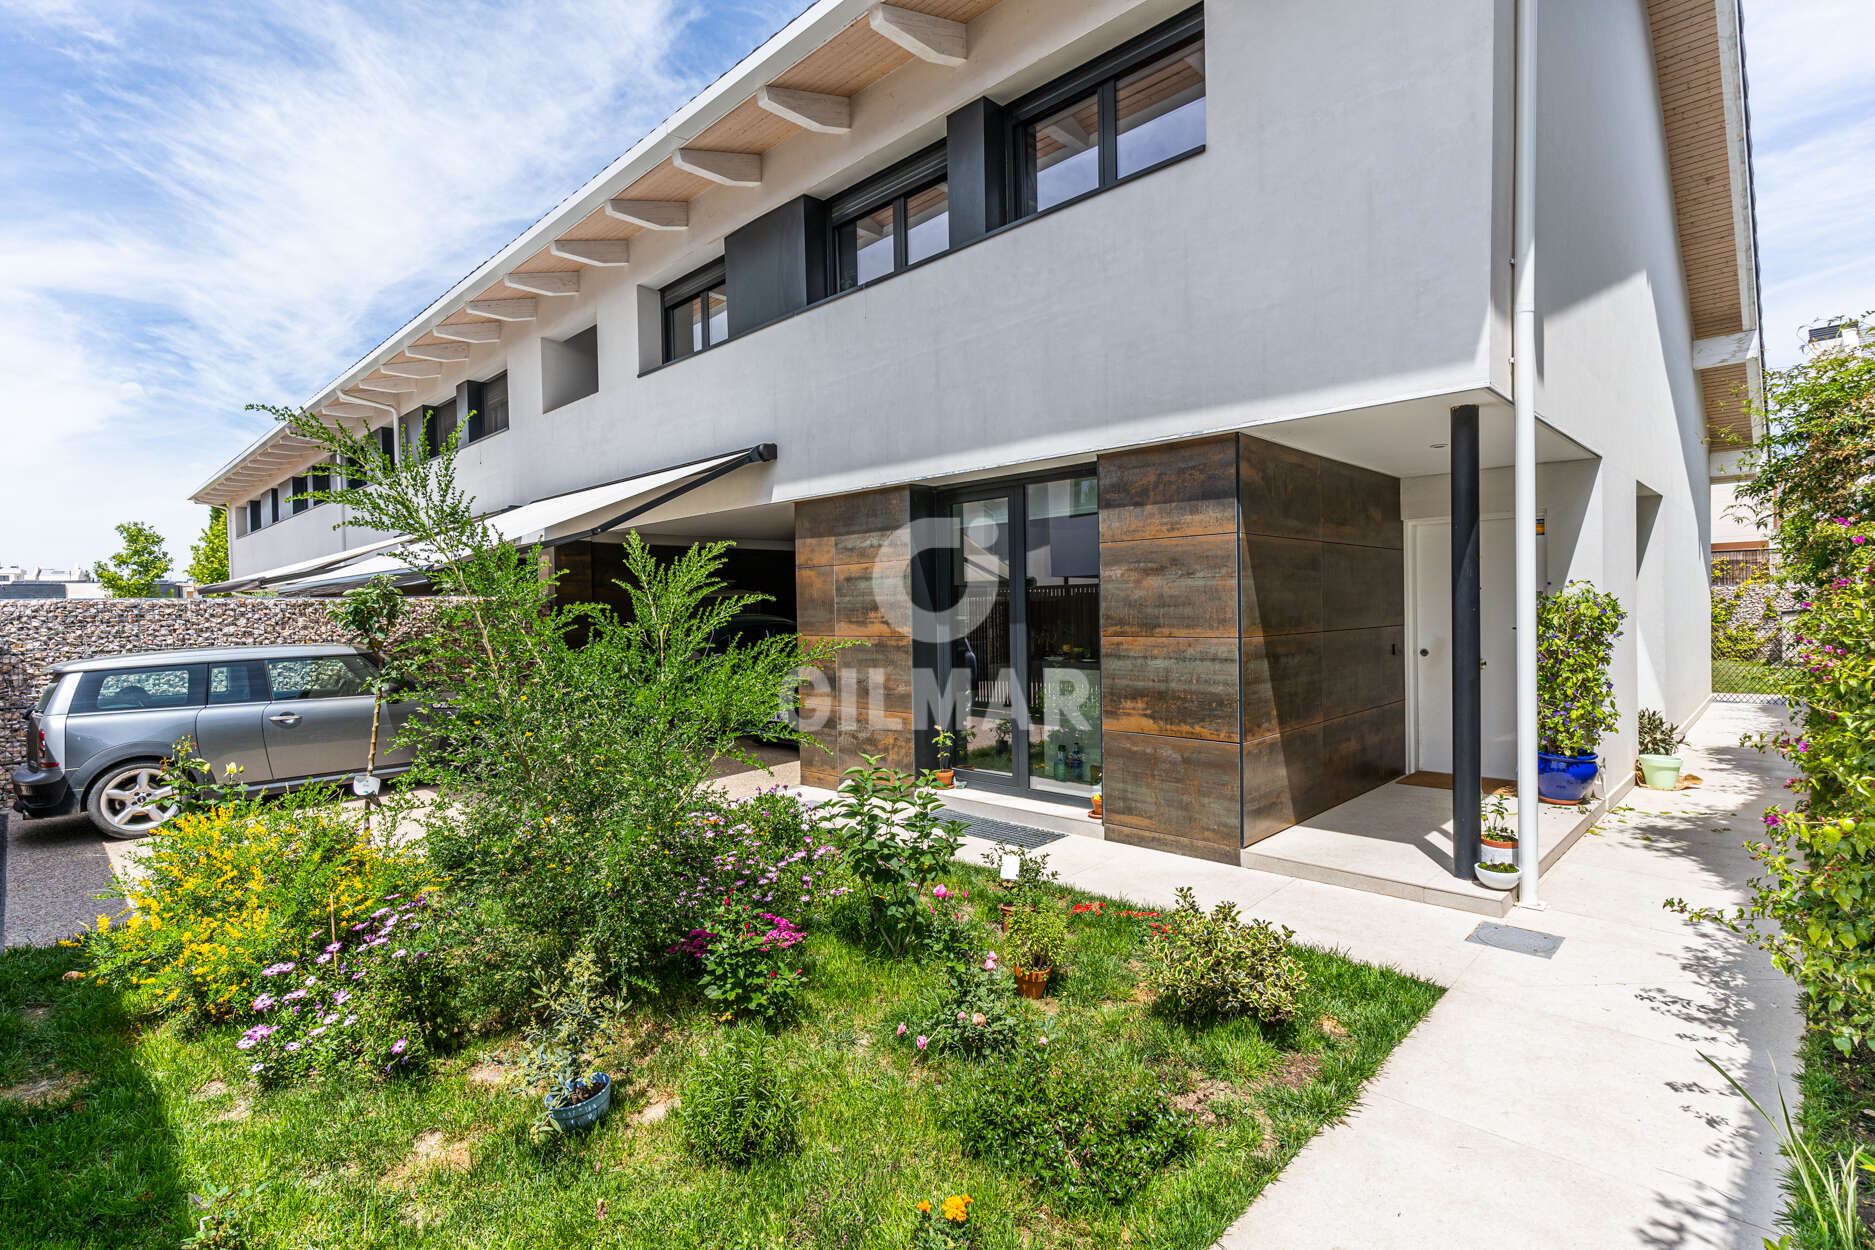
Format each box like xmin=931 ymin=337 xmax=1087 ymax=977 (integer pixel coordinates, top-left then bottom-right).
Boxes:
xmin=826 ymin=144 xmax=949 ymax=294
xmin=1010 ymin=7 xmax=1204 ymax=218
xmin=290 ymin=475 xmax=310 ymax=515
xmin=469 ymin=372 xmax=509 ymax=442
xmin=662 ymin=260 xmax=728 ymax=362
xmin=432 ymin=398 xmax=458 ymax=451
xmin=400 ymin=406 xmax=438 ymax=461
xmin=246 ymin=499 xmax=264 ymax=532
xmin=268 ymin=487 xmax=280 ymax=525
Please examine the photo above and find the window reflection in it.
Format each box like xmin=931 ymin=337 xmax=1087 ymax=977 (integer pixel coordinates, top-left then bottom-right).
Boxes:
xmin=1030 ymin=95 xmax=1101 ymax=212
xmin=904 ymin=181 xmax=949 ymax=266
xmin=1116 ymin=38 xmax=1206 ymax=178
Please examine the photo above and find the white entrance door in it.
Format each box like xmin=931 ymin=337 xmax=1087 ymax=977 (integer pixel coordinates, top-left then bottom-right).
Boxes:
xmin=1412 ymin=518 xmax=1517 ymax=777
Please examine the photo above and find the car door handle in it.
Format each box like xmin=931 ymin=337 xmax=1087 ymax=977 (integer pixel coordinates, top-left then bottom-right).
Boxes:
xmin=269 ymin=712 xmax=301 ymax=726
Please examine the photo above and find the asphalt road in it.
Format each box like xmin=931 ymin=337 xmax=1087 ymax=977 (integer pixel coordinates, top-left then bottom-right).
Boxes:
xmin=1 ymin=807 xmax=138 ymax=948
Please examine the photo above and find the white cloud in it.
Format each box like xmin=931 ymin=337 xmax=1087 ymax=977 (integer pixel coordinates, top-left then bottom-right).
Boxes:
xmin=0 ymin=0 xmax=796 ymax=570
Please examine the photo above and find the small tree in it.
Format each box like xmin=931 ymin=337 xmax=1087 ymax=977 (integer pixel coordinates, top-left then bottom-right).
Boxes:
xmin=92 ymin=521 xmax=173 ymax=598
xmin=1535 ymin=583 xmax=1625 ymax=757
xmin=1736 ymin=315 xmax=1875 ymax=588
xmin=187 ymin=507 xmax=230 ymax=589
xmin=328 ymin=575 xmax=407 ymax=819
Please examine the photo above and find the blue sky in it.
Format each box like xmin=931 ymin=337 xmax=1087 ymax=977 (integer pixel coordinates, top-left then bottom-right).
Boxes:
xmin=1 ymin=0 xmax=1870 ymax=572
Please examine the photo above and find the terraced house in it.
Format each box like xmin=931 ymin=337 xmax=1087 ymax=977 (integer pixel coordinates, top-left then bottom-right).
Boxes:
xmin=195 ymin=0 xmax=1760 ymax=905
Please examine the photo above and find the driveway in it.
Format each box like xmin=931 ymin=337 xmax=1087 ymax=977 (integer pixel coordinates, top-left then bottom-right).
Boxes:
xmin=1 ymin=808 xmax=139 ymax=948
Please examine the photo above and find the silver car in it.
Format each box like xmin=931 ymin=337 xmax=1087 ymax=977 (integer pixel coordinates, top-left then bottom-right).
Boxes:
xmin=10 ymin=644 xmax=419 ymax=838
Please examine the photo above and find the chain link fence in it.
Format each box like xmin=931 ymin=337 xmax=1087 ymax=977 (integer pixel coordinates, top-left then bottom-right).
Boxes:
xmin=1711 ymin=569 xmax=1799 ymax=703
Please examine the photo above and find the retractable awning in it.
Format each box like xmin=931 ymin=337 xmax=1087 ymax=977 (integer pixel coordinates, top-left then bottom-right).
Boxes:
xmin=212 ymin=444 xmax=775 ymax=597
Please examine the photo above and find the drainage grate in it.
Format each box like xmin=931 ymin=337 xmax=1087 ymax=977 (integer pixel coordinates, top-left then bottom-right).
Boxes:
xmin=939 ymin=808 xmax=1067 ymax=850
xmin=1466 ymin=921 xmax=1564 ymax=959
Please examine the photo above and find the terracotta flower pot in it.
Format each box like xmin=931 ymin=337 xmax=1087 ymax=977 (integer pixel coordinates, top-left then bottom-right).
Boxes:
xmin=1014 ymin=967 xmax=1051 ymax=999
xmin=935 ymin=769 xmax=955 ymax=789
xmin=999 ymin=903 xmax=1015 ymax=929
xmin=1480 ymin=835 xmax=1517 ymax=866
xmin=1089 ymin=795 xmax=1102 ymax=818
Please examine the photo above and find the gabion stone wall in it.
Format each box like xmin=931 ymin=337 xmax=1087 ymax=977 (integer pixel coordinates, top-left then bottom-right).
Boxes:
xmin=1711 ymin=577 xmax=1802 ymax=662
xmin=0 ymin=597 xmax=451 ymax=773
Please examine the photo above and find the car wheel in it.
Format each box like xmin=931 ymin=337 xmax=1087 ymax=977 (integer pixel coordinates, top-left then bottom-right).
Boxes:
xmin=86 ymin=760 xmax=178 ymax=839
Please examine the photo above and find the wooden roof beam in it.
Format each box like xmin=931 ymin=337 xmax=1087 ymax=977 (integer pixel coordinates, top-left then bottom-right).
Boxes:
xmin=432 ymin=322 xmax=503 ymax=343
xmin=405 ymin=342 xmax=471 ymax=363
xmin=756 ymin=85 xmax=851 ymax=134
xmin=380 ymin=361 xmax=443 ymax=379
xmin=672 ymin=148 xmax=762 ymax=187
xmin=549 ymin=239 xmax=632 ymax=267
xmin=869 ymin=4 xmax=966 ymax=67
xmin=504 ymin=271 xmax=580 ymax=296
xmin=605 ymin=199 xmax=688 ymax=230
xmin=466 ymin=298 xmax=538 ymax=321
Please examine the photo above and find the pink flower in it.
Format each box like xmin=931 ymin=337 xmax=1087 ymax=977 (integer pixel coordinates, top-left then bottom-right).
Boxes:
xmin=957 ymin=1011 xmax=967 ymax=1023
xmin=932 ymin=884 xmax=950 ymax=900
xmin=916 ymin=1035 xmax=929 ymax=1050
xmin=897 ymin=1023 xmax=907 ymax=1036
xmin=983 ymin=952 xmax=998 ymax=970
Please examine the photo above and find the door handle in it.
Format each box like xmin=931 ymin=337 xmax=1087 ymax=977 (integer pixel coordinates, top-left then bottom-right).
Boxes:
xmin=269 ymin=712 xmax=301 ymax=726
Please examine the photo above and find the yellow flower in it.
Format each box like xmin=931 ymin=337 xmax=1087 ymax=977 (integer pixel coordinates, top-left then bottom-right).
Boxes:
xmin=941 ymin=1196 xmax=969 ymax=1223
xmin=916 ymin=1201 xmax=932 ymax=1214
xmin=96 ymin=913 xmax=111 ymax=933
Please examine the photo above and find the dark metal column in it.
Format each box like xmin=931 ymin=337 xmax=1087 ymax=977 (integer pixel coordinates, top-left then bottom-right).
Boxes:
xmin=1451 ymin=404 xmax=1482 ymax=878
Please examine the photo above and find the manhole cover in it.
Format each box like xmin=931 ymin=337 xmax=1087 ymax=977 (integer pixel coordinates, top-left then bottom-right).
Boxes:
xmin=1466 ymin=921 xmax=1564 ymax=959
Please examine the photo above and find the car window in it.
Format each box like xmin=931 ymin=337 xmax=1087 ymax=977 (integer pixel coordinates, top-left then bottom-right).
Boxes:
xmin=208 ymin=660 xmax=270 ymax=705
xmin=265 ymin=654 xmax=375 ymax=701
xmin=69 ymin=665 xmax=205 ymax=714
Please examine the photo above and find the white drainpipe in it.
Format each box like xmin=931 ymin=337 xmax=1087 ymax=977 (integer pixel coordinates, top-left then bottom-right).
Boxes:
xmin=1513 ymin=0 xmax=1541 ymax=902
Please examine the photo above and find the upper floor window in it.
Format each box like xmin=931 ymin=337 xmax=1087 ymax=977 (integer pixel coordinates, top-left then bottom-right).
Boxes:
xmin=827 ymin=145 xmax=949 ymax=293
xmin=1013 ymin=10 xmax=1204 ymax=218
xmin=543 ymin=327 xmax=599 ymax=411
xmin=245 ymin=498 xmax=264 ymax=533
xmin=662 ymin=260 xmax=727 ymax=362
xmin=469 ymin=372 xmax=509 ymax=441
xmin=400 ymin=406 xmax=438 ymax=461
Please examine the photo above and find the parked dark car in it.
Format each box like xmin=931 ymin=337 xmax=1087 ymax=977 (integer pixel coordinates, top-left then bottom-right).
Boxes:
xmin=11 ymin=644 xmax=419 ymax=838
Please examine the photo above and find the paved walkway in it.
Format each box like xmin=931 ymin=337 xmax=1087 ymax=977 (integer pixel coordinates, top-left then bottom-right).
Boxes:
xmin=952 ymin=700 xmax=1798 ymax=1248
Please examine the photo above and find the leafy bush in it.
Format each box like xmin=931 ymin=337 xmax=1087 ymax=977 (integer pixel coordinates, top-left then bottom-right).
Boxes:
xmin=239 ymin=891 xmax=455 ymax=1086
xmin=822 ymin=760 xmax=965 ymax=956
xmin=979 ymin=841 xmax=1060 ymax=908
xmin=951 ymin=1036 xmax=1194 ymax=1206
xmin=515 ymin=947 xmax=624 ymax=1116
xmin=1005 ymin=902 xmax=1068 ymax=974
xmin=674 ymin=899 xmax=807 ymax=1026
xmin=1142 ymin=887 xmax=1306 ymax=1024
xmin=898 ymin=959 xmax=1028 ymax=1058
xmin=1536 ymin=582 xmax=1625 ymax=757
xmin=677 ymin=1028 xmax=801 ymax=1166
xmin=1673 ymin=521 xmax=1875 ymax=1054
xmin=1636 ymin=709 xmax=1682 ymax=758
xmin=83 ymin=789 xmax=427 ymax=1022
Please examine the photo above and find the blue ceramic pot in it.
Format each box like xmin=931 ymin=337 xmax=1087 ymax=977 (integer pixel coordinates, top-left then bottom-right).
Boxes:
xmin=1536 ymin=752 xmax=1598 ymax=805
xmin=545 ymin=1072 xmax=611 ymax=1132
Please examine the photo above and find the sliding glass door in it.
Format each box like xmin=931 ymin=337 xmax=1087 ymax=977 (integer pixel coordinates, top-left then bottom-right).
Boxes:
xmin=934 ymin=471 xmax=1100 ymax=799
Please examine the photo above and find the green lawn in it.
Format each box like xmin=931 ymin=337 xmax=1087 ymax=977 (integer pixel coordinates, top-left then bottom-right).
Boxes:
xmin=0 ymin=867 xmax=1440 ymax=1250
xmin=1789 ymin=1027 xmax=1875 ymax=1249
xmin=1713 ymin=658 xmax=1781 ymax=694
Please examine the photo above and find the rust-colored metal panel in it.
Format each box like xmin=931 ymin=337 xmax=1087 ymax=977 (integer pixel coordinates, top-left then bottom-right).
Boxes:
xmin=837 ymin=723 xmax=916 ymax=776
xmin=1098 ymin=436 xmax=1238 ymax=544
xmin=1238 ymin=435 xmax=1322 ymax=542
xmin=1318 ymin=459 xmax=1402 ymax=549
xmin=796 ymin=563 xmax=835 ymax=636
xmin=1103 ymin=821 xmax=1243 ymax=866
xmin=1103 ymin=635 xmax=1239 ymax=741
xmin=1240 ymin=534 xmax=1323 ymax=638
xmin=1321 ymin=542 xmax=1404 ymax=630
xmin=834 ymin=636 xmax=914 ymax=718
xmin=1101 ymin=532 xmax=1239 ymax=638
xmin=1102 ymin=729 xmax=1241 ymax=848
xmin=1319 ymin=703 xmax=1406 ymax=808
xmin=1240 ymin=632 xmax=1324 ymax=741
xmin=1241 ymin=726 xmax=1325 ymax=844
xmin=830 ymin=488 xmax=912 ymax=567
xmin=795 ymin=498 xmax=838 ymax=569
xmin=1320 ymin=625 xmax=1405 ymax=721
xmin=834 ymin=562 xmax=910 ymax=638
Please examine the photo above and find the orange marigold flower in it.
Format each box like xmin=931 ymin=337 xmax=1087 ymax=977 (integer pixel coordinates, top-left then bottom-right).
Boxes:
xmin=916 ymin=1200 xmax=932 ymax=1213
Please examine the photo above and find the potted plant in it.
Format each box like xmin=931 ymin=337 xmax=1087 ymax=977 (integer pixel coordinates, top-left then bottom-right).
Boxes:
xmin=1536 ymin=583 xmax=1626 ymax=805
xmin=1479 ymin=794 xmax=1517 ymax=865
xmin=1475 ymin=859 xmax=1521 ymax=890
xmin=1636 ymin=708 xmax=1685 ymax=790
xmin=1088 ymin=790 xmax=1102 ymax=820
xmin=1005 ymin=903 xmax=1067 ymax=999
xmin=516 ymin=949 xmax=620 ymax=1133
xmin=933 ymin=728 xmax=958 ymax=789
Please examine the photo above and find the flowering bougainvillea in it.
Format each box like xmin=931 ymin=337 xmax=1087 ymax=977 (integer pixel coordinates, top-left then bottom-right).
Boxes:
xmin=1673 ymin=520 xmax=1875 ymax=1053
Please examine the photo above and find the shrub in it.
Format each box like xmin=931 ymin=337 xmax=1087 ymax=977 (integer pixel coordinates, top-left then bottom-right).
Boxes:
xmin=677 ymin=1028 xmax=801 ymax=1166
xmin=675 ymin=899 xmax=808 ymax=1026
xmin=978 ymin=841 xmax=1060 ymax=908
xmin=897 ymin=958 xmax=1027 ymax=1059
xmin=1142 ymin=887 xmax=1306 ymax=1024
xmin=951 ymin=1035 xmax=1194 ymax=1206
xmin=1004 ymin=902 xmax=1068 ymax=974
xmin=1672 ymin=521 xmax=1875 ymax=1054
xmin=823 ymin=760 xmax=965 ymax=956
xmin=83 ymin=788 xmax=427 ymax=1023
xmin=1636 ymin=709 xmax=1682 ymax=758
xmin=239 ymin=891 xmax=456 ymax=1086
xmin=1536 ymin=582 xmax=1625 ymax=757
xmin=515 ymin=947 xmax=625 ymax=1117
